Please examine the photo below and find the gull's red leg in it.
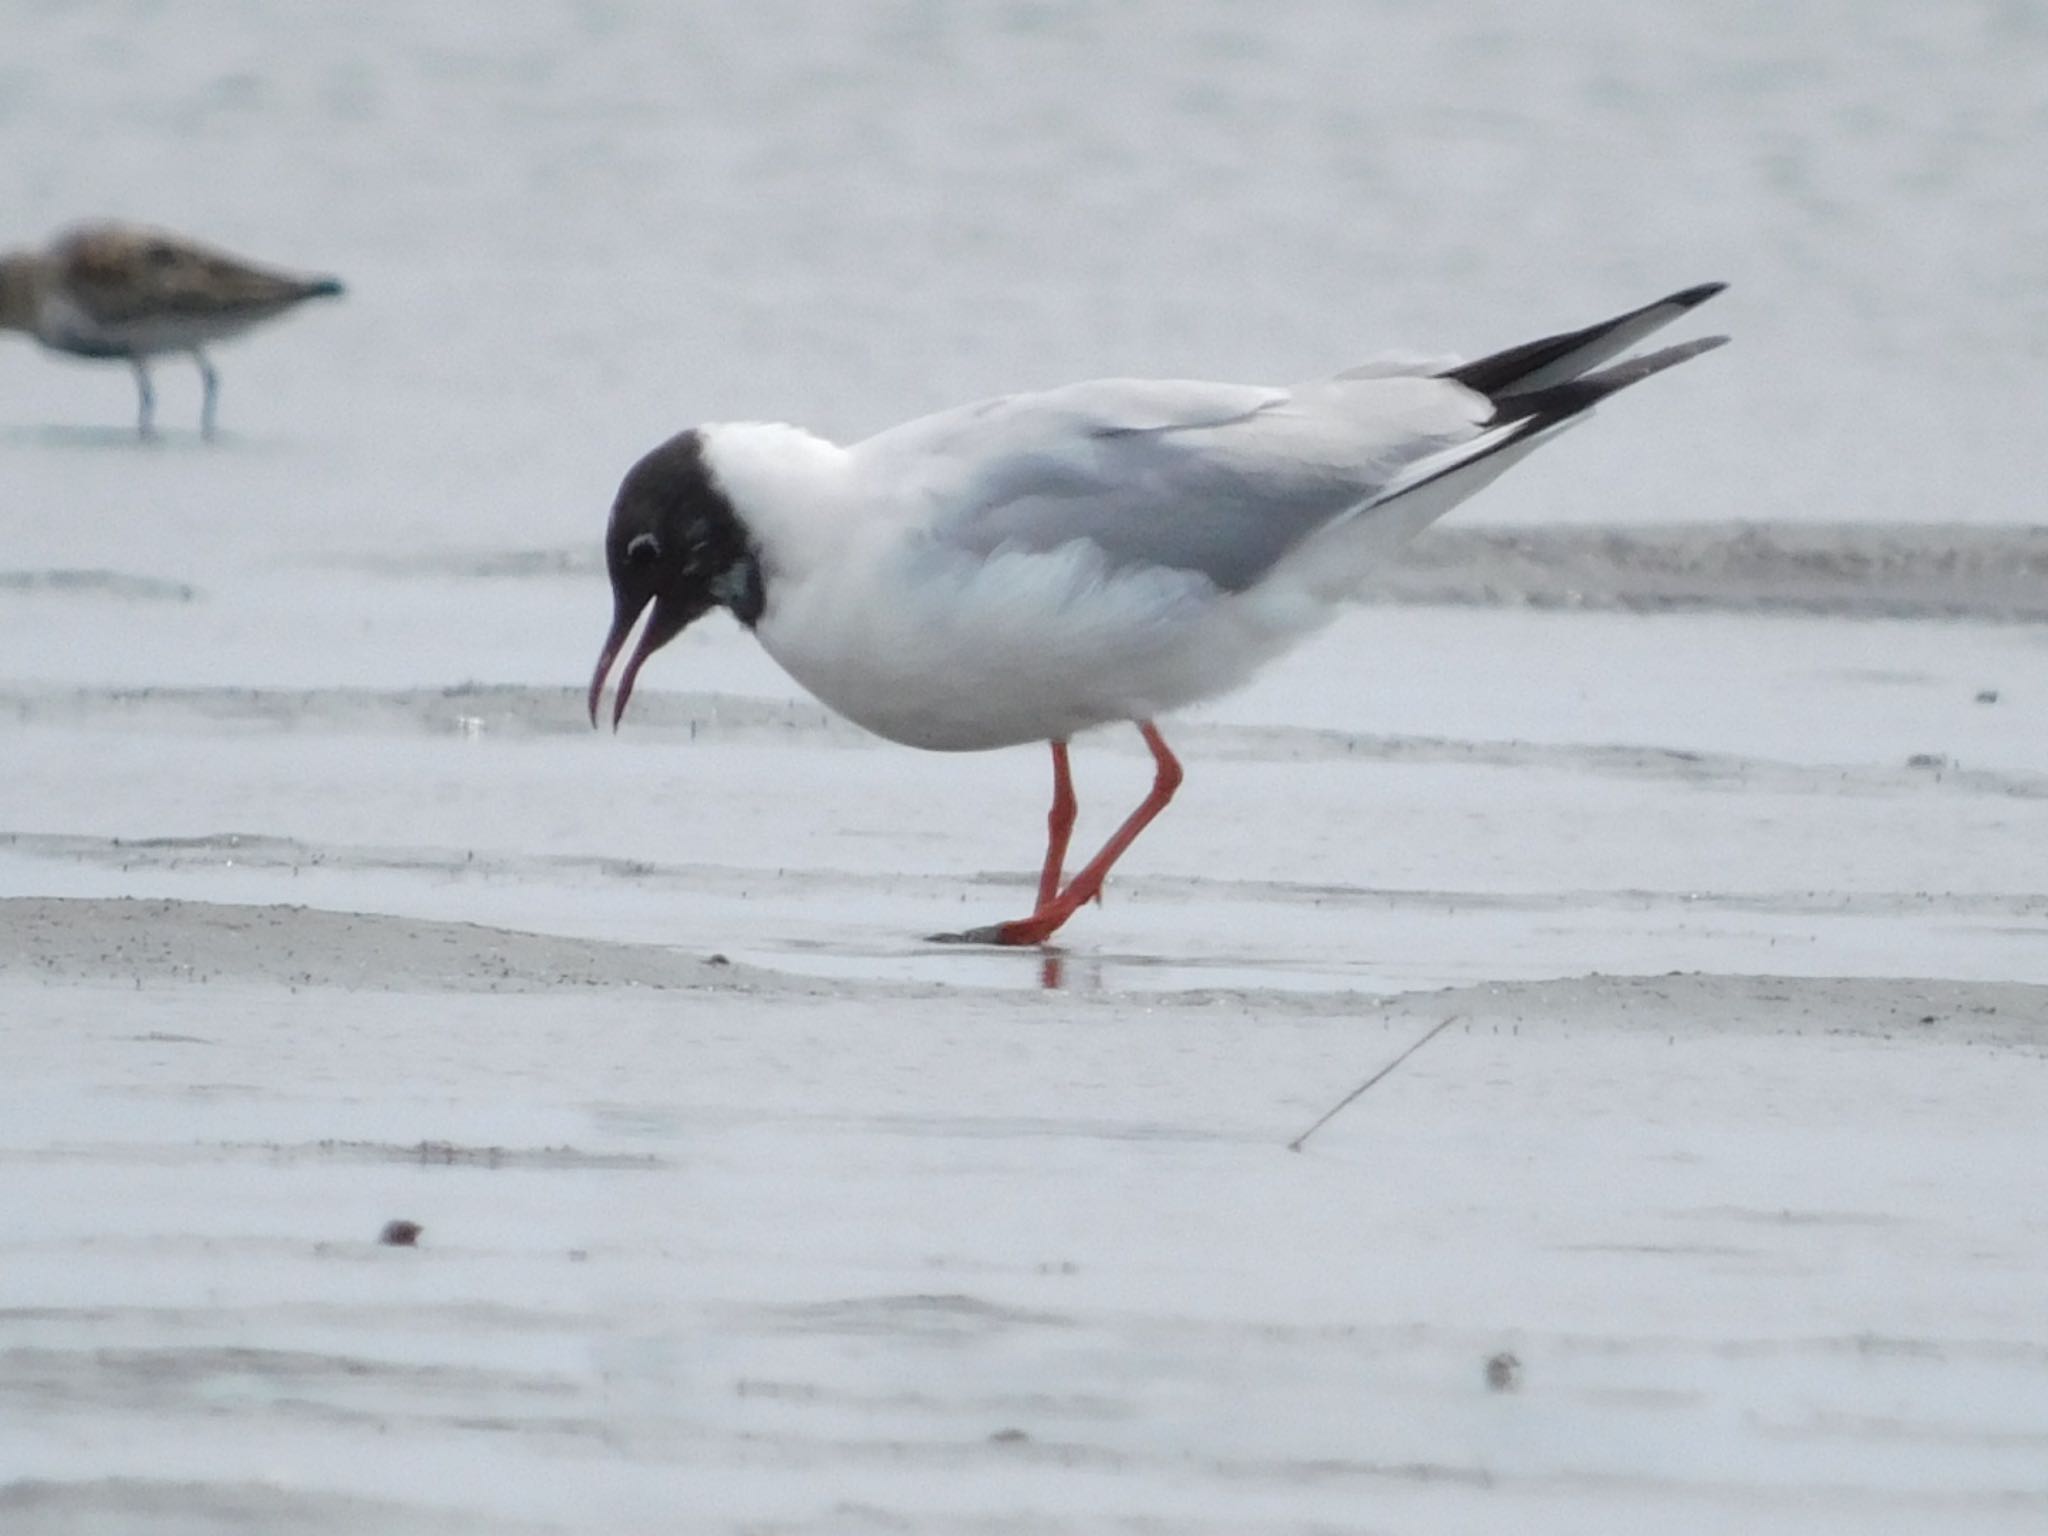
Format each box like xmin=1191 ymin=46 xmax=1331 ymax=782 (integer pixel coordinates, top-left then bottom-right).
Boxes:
xmin=979 ymin=722 xmax=1182 ymax=947
xmin=1037 ymin=741 xmax=1077 ymax=909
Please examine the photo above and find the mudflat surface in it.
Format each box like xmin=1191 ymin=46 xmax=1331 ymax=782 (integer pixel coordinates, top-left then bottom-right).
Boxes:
xmin=6 ymin=1 xmax=2048 ymax=1530
xmin=4 ymin=599 xmax=2045 ymax=1535
xmin=4 ymin=899 xmax=2047 ymax=1534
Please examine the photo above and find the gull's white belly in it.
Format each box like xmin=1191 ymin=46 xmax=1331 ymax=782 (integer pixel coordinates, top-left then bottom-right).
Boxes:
xmin=754 ymin=539 xmax=1329 ymax=751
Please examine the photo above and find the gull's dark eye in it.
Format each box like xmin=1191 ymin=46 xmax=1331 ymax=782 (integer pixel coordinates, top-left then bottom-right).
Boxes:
xmin=626 ymin=533 xmax=660 ymax=566
xmin=146 ymin=242 xmax=180 ymax=268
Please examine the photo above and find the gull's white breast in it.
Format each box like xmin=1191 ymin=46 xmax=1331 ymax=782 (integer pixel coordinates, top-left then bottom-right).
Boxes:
xmin=753 ymin=533 xmax=1329 ymax=751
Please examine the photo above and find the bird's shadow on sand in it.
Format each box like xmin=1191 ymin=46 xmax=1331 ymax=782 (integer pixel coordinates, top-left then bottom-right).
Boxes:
xmin=0 ymin=423 xmax=254 ymax=452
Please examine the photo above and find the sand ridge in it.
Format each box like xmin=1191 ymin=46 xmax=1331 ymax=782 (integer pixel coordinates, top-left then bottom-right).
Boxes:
xmin=4 ymin=897 xmax=2042 ymax=1051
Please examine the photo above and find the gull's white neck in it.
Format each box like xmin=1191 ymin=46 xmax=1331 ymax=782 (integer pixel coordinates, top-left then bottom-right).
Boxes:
xmin=697 ymin=422 xmax=856 ymax=583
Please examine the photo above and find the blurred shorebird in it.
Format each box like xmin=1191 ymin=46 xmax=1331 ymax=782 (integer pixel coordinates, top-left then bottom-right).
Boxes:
xmin=0 ymin=221 xmax=343 ymax=439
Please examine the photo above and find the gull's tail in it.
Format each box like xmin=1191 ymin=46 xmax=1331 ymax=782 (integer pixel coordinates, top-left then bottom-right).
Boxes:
xmin=1305 ymin=289 xmax=1728 ymax=572
xmin=1370 ymin=333 xmax=1727 ymax=525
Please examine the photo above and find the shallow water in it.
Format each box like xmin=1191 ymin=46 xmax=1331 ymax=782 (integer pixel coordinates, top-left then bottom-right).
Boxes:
xmin=5 ymin=959 xmax=2048 ymax=1535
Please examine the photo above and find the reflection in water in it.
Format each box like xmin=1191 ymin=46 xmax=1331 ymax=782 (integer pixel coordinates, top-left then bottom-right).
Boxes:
xmin=1040 ymin=952 xmax=1063 ymax=992
xmin=1041 ymin=950 xmax=1124 ymax=993
xmin=0 ymin=423 xmax=185 ymax=450
xmin=766 ymin=930 xmax=1400 ymax=998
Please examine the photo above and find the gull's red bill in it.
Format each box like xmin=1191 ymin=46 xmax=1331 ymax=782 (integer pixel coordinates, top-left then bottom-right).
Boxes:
xmin=586 ymin=602 xmax=638 ymax=729
xmin=588 ymin=594 xmax=692 ymax=731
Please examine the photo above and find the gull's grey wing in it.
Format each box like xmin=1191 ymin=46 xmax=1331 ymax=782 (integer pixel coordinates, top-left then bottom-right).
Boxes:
xmin=860 ymin=287 xmax=1727 ymax=596
xmin=854 ymin=376 xmax=1285 ymax=470
xmin=941 ymin=429 xmax=1365 ymax=592
xmin=872 ymin=375 xmax=1485 ymax=592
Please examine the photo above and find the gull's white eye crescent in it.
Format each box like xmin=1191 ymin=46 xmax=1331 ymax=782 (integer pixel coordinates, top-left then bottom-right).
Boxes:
xmin=626 ymin=533 xmax=660 ymax=565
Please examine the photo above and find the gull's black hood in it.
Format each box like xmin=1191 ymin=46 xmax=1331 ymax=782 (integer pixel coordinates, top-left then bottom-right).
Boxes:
xmin=588 ymin=428 xmax=764 ymax=729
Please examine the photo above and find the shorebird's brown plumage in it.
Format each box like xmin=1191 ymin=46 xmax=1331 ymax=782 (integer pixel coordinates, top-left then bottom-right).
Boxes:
xmin=0 ymin=221 xmax=343 ymax=438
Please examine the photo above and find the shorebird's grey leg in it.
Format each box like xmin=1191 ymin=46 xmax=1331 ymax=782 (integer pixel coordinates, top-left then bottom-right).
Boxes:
xmin=194 ymin=350 xmax=219 ymax=440
xmin=131 ymin=358 xmax=156 ymax=439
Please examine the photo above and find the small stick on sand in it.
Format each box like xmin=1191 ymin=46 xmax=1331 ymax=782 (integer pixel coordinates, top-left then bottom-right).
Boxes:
xmin=1287 ymin=1014 xmax=1461 ymax=1152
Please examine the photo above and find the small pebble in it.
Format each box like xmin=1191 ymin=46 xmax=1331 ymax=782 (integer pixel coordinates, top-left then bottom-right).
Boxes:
xmin=1484 ymin=1351 xmax=1522 ymax=1392
xmin=1975 ymin=689 xmax=1999 ymax=704
xmin=989 ymin=1427 xmax=1030 ymax=1444
xmin=378 ymin=1219 xmax=423 ymax=1247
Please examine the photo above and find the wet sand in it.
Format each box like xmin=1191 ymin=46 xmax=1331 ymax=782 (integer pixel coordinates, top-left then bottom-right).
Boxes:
xmin=6 ymin=552 xmax=2048 ymax=1531
xmin=334 ymin=522 xmax=2048 ymax=623
xmin=6 ymin=1 xmax=2048 ymax=1524
xmin=4 ymin=895 xmax=2047 ymax=1534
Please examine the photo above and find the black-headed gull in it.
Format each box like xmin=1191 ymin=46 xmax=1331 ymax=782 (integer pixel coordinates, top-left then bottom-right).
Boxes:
xmin=0 ymin=222 xmax=343 ymax=438
xmin=590 ymin=285 xmax=1727 ymax=945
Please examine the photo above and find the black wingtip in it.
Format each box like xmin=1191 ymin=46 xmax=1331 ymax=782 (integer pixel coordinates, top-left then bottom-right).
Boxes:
xmin=305 ymin=276 xmax=345 ymax=300
xmin=1443 ymin=283 xmax=1730 ymax=399
xmin=1573 ymin=329 xmax=1732 ymax=389
xmin=1625 ymin=333 xmax=1731 ymax=371
xmin=1493 ymin=333 xmax=1729 ymax=426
